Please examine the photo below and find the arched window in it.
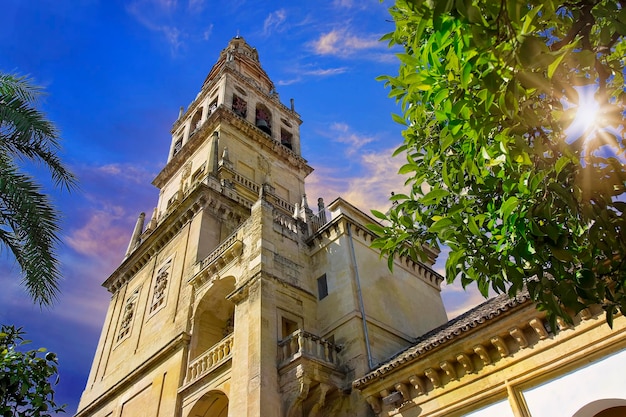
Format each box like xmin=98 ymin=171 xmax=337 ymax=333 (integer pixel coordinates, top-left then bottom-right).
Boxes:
xmin=255 ymin=103 xmax=272 ymax=135
xmin=573 ymin=399 xmax=626 ymax=417
xmin=186 ymin=391 xmax=228 ymax=417
xmin=190 ymin=108 xmax=203 ymax=137
xmin=172 ymin=137 xmax=183 ymax=156
xmin=281 ymin=128 xmax=293 ymax=149
xmin=190 ymin=276 xmax=236 ymax=360
xmin=232 ymin=95 xmax=247 ymax=118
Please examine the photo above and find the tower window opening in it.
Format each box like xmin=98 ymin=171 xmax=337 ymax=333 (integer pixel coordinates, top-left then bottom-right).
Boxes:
xmin=255 ymin=104 xmax=272 ymax=135
xmin=173 ymin=138 xmax=183 ymax=156
xmin=317 ymin=274 xmax=328 ymax=300
xmin=190 ymin=108 xmax=203 ymax=137
xmin=232 ymin=95 xmax=247 ymax=118
xmin=208 ymin=99 xmax=218 ymax=115
xmin=280 ymin=129 xmax=293 ymax=150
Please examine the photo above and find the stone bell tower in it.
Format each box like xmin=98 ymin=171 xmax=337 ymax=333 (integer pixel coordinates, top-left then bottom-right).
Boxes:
xmin=75 ymin=36 xmax=448 ymax=417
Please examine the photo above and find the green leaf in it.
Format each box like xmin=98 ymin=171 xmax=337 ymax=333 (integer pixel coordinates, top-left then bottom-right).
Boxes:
xmin=421 ymin=188 xmax=450 ymax=205
xmin=460 ymin=61 xmax=472 ymax=89
xmin=371 ymin=210 xmax=388 ymax=221
xmin=391 ymin=113 xmax=407 ymax=126
xmin=429 ymin=216 xmax=454 ymax=233
xmin=501 ymin=196 xmax=519 ymax=219
xmin=398 ymin=163 xmax=418 ymax=175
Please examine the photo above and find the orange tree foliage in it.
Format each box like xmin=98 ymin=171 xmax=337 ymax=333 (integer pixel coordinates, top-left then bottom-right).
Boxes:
xmin=372 ymin=0 xmax=626 ymax=325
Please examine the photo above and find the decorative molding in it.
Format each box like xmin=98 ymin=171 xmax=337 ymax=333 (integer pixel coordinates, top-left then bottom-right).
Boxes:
xmin=529 ymin=318 xmax=549 ymax=339
xmin=456 ymin=353 xmax=474 ymax=374
xmin=440 ymin=361 xmax=457 ymax=380
xmin=408 ymin=375 xmax=426 ymax=395
xmin=491 ymin=336 xmax=509 ymax=358
xmin=509 ymin=327 xmax=528 ymax=348
xmin=473 ymin=344 xmax=492 ymax=366
xmin=424 ymin=368 xmax=441 ymax=388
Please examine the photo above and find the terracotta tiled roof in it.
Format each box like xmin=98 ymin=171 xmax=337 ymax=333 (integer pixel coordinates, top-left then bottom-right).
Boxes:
xmin=353 ymin=290 xmax=532 ymax=388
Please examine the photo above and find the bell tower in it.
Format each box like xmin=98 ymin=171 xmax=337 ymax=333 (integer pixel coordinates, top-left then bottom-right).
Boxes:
xmin=76 ymin=36 xmax=448 ymax=417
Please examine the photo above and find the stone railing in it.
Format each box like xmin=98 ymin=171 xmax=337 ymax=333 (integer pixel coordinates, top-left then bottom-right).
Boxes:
xmin=278 ymin=329 xmax=341 ymax=369
xmin=186 ymin=333 xmax=234 ymax=385
xmin=200 ymin=230 xmax=240 ymax=270
xmin=270 ymin=194 xmax=295 ymax=215
xmin=232 ymin=172 xmax=260 ymax=194
xmin=274 ymin=211 xmax=300 ymax=234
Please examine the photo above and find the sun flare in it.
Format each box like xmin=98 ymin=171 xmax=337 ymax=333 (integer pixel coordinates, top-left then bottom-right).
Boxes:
xmin=565 ymin=87 xmax=600 ymax=139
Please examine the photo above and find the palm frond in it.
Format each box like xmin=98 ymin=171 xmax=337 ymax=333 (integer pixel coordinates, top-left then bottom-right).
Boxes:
xmin=0 ymin=154 xmax=61 ymax=306
xmin=0 ymin=72 xmax=76 ymax=306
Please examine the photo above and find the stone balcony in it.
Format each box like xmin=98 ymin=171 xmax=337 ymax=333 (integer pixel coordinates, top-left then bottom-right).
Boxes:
xmin=278 ymin=330 xmax=346 ymax=415
xmin=185 ymin=333 xmax=233 ymax=386
xmin=278 ymin=329 xmax=342 ymax=370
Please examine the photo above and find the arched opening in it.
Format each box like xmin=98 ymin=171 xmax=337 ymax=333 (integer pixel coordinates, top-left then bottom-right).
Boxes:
xmin=232 ymin=95 xmax=247 ymax=118
xmin=573 ymin=399 xmax=626 ymax=417
xmin=595 ymin=406 xmax=626 ymax=417
xmin=190 ymin=276 xmax=236 ymax=360
xmin=255 ymin=103 xmax=272 ymax=135
xmin=187 ymin=390 xmax=228 ymax=417
xmin=190 ymin=108 xmax=203 ymax=137
xmin=280 ymin=128 xmax=293 ymax=149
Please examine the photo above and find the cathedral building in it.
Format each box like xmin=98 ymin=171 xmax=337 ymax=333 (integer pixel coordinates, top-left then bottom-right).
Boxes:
xmin=76 ymin=37 xmax=626 ymax=417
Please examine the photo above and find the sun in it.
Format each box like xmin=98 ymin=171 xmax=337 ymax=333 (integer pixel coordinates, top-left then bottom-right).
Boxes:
xmin=565 ymin=87 xmax=600 ymax=140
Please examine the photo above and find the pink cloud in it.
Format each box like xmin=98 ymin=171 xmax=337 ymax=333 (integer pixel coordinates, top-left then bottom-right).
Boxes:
xmin=65 ymin=205 xmax=133 ymax=267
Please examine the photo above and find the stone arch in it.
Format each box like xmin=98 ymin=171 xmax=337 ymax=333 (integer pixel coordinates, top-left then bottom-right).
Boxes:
xmin=190 ymin=276 xmax=236 ymax=360
xmin=186 ymin=390 xmax=229 ymax=417
xmin=255 ymin=102 xmax=272 ymax=135
xmin=190 ymin=107 xmax=203 ymax=135
xmin=572 ymin=399 xmax=626 ymax=417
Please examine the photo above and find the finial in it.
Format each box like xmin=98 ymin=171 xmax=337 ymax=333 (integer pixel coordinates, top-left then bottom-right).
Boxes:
xmin=235 ymin=29 xmax=240 ymax=38
xmin=178 ymin=106 xmax=184 ymax=119
xmin=125 ymin=212 xmax=146 ymax=259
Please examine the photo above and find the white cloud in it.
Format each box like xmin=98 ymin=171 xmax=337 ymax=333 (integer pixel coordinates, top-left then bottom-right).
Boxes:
xmin=329 ymin=122 xmax=376 ymax=155
xmin=203 ymin=24 xmax=213 ymax=41
xmin=303 ymin=67 xmax=348 ymax=76
xmin=277 ymin=77 xmax=302 ymax=86
xmin=306 ymin=145 xmax=407 ymax=213
xmin=125 ymin=0 xmax=197 ymax=54
xmin=92 ymin=163 xmax=155 ymax=185
xmin=311 ymin=28 xmax=381 ymax=57
xmin=263 ymin=9 xmax=287 ymax=36
xmin=277 ymin=67 xmax=347 ymax=85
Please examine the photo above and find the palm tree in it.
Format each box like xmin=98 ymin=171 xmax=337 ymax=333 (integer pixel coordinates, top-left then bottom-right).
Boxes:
xmin=0 ymin=72 xmax=77 ymax=306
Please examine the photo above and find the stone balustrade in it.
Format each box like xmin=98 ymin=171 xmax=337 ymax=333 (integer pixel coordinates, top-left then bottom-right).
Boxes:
xmin=232 ymin=172 xmax=260 ymax=194
xmin=186 ymin=333 xmax=233 ymax=385
xmin=200 ymin=231 xmax=239 ymax=270
xmin=278 ymin=329 xmax=341 ymax=368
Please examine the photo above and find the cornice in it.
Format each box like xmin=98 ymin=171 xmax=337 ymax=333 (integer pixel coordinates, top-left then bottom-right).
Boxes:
xmin=353 ymin=291 xmax=533 ymax=390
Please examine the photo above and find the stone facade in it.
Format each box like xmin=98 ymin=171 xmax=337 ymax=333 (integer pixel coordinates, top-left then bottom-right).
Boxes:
xmin=75 ymin=35 xmax=626 ymax=417
xmin=75 ymin=36 xmax=448 ymax=417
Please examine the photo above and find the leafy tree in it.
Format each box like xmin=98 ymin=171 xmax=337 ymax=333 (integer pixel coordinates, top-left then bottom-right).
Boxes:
xmin=372 ymin=1 xmax=626 ymax=325
xmin=0 ymin=73 xmax=76 ymax=306
xmin=0 ymin=325 xmax=65 ymax=416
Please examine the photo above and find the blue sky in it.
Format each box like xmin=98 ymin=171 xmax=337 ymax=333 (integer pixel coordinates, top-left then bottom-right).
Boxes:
xmin=0 ymin=1 xmax=483 ymax=414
